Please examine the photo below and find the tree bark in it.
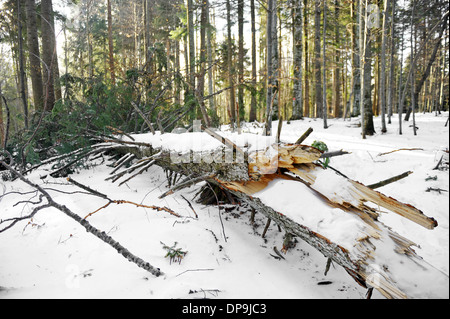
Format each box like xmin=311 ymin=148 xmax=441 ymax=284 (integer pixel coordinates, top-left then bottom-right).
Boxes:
xmin=249 ymin=0 xmax=258 ymax=122
xmin=107 ymin=0 xmax=115 ymax=85
xmin=322 ymin=0 xmax=328 ymax=128
xmin=238 ymin=0 xmax=245 ymax=124
xmin=379 ymin=0 xmax=390 ymax=133
xmin=226 ymin=0 xmax=236 ymax=130
xmin=332 ymin=0 xmax=341 ymax=119
xmin=41 ymin=0 xmax=56 ymax=110
xmin=314 ymin=0 xmax=323 ymax=118
xmin=17 ymin=0 xmax=28 ymax=129
xmin=25 ymin=0 xmax=44 ymax=111
xmin=292 ymin=0 xmax=303 ymax=120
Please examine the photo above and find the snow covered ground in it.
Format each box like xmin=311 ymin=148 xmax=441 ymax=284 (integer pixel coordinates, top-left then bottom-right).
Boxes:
xmin=0 ymin=112 xmax=448 ymax=299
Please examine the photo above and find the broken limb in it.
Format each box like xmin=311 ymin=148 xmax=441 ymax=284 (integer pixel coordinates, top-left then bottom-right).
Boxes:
xmin=0 ymin=159 xmax=164 ymax=277
xmin=159 ymin=174 xmax=216 ymax=199
xmin=367 ymin=171 xmax=413 ymax=190
xmin=65 ymin=177 xmax=181 ymax=219
xmin=377 ymin=148 xmax=424 ymax=156
xmin=295 ymin=127 xmax=313 ymax=144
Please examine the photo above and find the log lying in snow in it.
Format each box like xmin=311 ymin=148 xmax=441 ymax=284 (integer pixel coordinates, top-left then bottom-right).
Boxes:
xmin=102 ymin=131 xmax=447 ymax=299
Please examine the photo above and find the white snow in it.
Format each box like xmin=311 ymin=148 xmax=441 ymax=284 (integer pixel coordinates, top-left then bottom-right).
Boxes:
xmin=1 ymin=112 xmax=448 ymax=299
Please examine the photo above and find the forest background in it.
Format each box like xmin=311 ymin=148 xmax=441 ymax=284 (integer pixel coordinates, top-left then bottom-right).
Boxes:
xmin=0 ymin=0 xmax=448 ymax=166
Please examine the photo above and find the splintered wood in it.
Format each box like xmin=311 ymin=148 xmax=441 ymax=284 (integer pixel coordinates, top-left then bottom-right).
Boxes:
xmin=105 ymin=133 xmax=447 ymax=299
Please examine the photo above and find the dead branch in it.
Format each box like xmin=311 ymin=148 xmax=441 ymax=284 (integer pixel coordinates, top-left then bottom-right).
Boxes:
xmin=131 ymin=101 xmax=155 ymax=135
xmin=367 ymin=171 xmax=413 ymax=190
xmin=180 ymin=194 xmax=198 ymax=218
xmin=201 ymin=125 xmax=246 ymax=157
xmin=0 ymin=159 xmax=164 ymax=277
xmin=378 ymin=148 xmax=424 ymax=156
xmin=65 ymin=177 xmax=181 ymax=219
xmin=320 ymin=150 xmax=350 ymax=158
xmin=159 ymin=174 xmax=216 ymax=199
xmin=295 ymin=127 xmax=313 ymax=144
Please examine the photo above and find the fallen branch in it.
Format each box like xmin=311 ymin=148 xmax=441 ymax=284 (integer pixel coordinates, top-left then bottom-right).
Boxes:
xmin=378 ymin=148 xmax=424 ymax=156
xmin=295 ymin=127 xmax=313 ymax=144
xmin=0 ymin=159 xmax=164 ymax=277
xmin=159 ymin=174 xmax=216 ymax=199
xmin=320 ymin=150 xmax=350 ymax=159
xmin=425 ymin=187 xmax=448 ymax=194
xmin=367 ymin=171 xmax=413 ymax=190
xmin=65 ymin=177 xmax=181 ymax=219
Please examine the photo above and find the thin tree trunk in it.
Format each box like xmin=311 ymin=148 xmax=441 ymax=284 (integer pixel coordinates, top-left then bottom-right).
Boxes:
xmin=197 ymin=0 xmax=211 ymax=127
xmin=25 ymin=0 xmax=44 ymax=112
xmin=314 ymin=0 xmax=323 ymax=118
xmin=387 ymin=0 xmax=395 ymax=124
xmin=292 ymin=0 xmax=303 ymax=120
xmin=351 ymin=1 xmax=361 ymax=117
xmin=17 ymin=0 xmax=28 ymax=129
xmin=206 ymin=0 xmax=216 ymax=122
xmin=249 ymin=0 xmax=257 ymax=122
xmin=332 ymin=0 xmax=341 ymax=118
xmin=226 ymin=0 xmax=236 ymax=130
xmin=410 ymin=0 xmax=417 ymax=135
xmin=238 ymin=0 xmax=245 ymax=125
xmin=265 ymin=0 xmax=274 ymax=135
xmin=322 ymin=0 xmax=328 ymax=128
xmin=187 ymin=0 xmax=196 ymax=109
xmin=303 ymin=0 xmax=310 ymax=118
xmin=380 ymin=0 xmax=390 ymax=133
xmin=107 ymin=0 xmax=115 ymax=85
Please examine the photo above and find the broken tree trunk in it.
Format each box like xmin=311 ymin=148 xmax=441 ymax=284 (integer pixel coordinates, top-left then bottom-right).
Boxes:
xmin=99 ymin=129 xmax=446 ymax=299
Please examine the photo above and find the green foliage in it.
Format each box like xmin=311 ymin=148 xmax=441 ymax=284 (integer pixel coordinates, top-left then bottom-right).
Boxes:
xmin=161 ymin=241 xmax=188 ymax=265
xmin=311 ymin=140 xmax=330 ymax=168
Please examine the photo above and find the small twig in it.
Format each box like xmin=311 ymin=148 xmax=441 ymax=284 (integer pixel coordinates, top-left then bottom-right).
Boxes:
xmin=84 ymin=200 xmax=181 ymax=220
xmin=320 ymin=150 xmax=350 ymax=158
xmin=159 ymin=174 xmax=216 ymax=199
xmin=378 ymin=148 xmax=424 ymax=156
xmin=201 ymin=125 xmax=246 ymax=157
xmin=272 ymin=246 xmax=285 ymax=260
xmin=181 ymin=195 xmax=198 ymax=218
xmin=425 ymin=187 xmax=448 ymax=194
xmin=67 ymin=177 xmax=108 ymax=199
xmin=276 ymin=116 xmax=283 ymax=143
xmin=262 ymin=218 xmax=271 ymax=238
xmin=175 ymin=268 xmax=214 ymax=277
xmin=367 ymin=171 xmax=413 ymax=190
xmin=295 ymin=127 xmax=313 ymax=144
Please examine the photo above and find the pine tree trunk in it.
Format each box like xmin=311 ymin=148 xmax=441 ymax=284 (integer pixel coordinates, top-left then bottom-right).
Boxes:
xmin=206 ymin=0 xmax=216 ymax=122
xmin=379 ymin=0 xmax=390 ymax=133
xmin=238 ymin=0 xmax=245 ymax=125
xmin=265 ymin=0 xmax=275 ymax=135
xmin=351 ymin=1 xmax=361 ymax=117
xmin=249 ymin=0 xmax=258 ymax=122
xmin=303 ymin=0 xmax=310 ymax=118
xmin=332 ymin=0 xmax=341 ymax=118
xmin=17 ymin=0 xmax=28 ymax=129
xmin=292 ymin=0 xmax=303 ymax=120
xmin=387 ymin=0 xmax=395 ymax=124
xmin=314 ymin=0 xmax=323 ymax=118
xmin=25 ymin=0 xmax=44 ymax=111
xmin=322 ymin=0 xmax=328 ymax=128
xmin=107 ymin=0 xmax=115 ymax=85
xmin=226 ymin=0 xmax=236 ymax=130
xmin=187 ymin=0 xmax=196 ymax=106
xmin=196 ymin=0 xmax=211 ymax=127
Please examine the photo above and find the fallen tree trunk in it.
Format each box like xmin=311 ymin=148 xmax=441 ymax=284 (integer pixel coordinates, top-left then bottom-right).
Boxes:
xmin=98 ymin=130 xmax=446 ymax=299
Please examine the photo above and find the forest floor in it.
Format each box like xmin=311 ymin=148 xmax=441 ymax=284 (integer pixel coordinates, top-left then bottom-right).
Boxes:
xmin=0 ymin=112 xmax=448 ymax=299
